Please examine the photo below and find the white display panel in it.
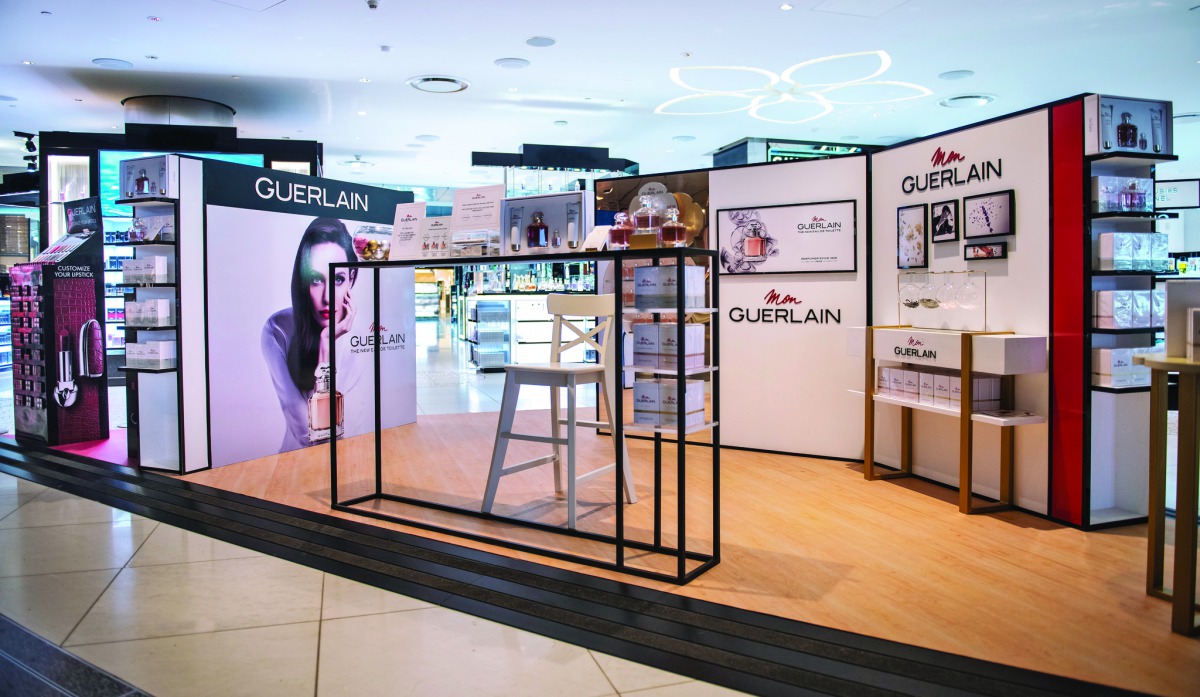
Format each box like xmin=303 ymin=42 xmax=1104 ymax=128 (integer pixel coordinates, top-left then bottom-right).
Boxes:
xmin=870 ymin=110 xmax=1051 ymax=513
xmin=711 ymin=156 xmax=869 ymax=459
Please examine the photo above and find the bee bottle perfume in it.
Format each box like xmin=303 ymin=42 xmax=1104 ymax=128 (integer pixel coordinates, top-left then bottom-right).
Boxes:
xmin=661 ymin=207 xmax=688 ymax=247
xmin=632 ymin=195 xmax=664 ymax=247
xmin=1117 ymin=112 xmax=1138 ymax=149
xmin=608 ymin=212 xmax=634 ymax=250
xmin=307 ymin=364 xmax=344 ymax=443
xmin=743 ymin=221 xmax=767 ymax=260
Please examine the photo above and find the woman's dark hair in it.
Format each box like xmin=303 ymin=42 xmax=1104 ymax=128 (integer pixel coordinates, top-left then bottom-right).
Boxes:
xmin=287 ymin=218 xmax=357 ymax=392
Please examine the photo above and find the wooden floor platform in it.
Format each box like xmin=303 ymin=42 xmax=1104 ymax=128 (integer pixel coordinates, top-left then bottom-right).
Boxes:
xmin=183 ymin=410 xmax=1199 ymax=696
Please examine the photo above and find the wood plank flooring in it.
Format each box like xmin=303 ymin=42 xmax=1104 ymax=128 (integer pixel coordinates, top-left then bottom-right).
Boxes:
xmin=184 ymin=410 xmax=1200 ymax=696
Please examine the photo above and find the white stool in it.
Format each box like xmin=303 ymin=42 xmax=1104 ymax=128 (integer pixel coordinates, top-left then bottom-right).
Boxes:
xmin=481 ymin=293 xmax=636 ymax=529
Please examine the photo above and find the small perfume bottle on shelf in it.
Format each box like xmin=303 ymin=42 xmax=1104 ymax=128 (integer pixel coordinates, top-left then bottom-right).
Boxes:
xmin=526 ymin=211 xmax=548 ymax=248
xmin=743 ymin=221 xmax=767 ymax=260
xmin=1117 ymin=112 xmax=1138 ymax=148
xmin=608 ymin=212 xmax=634 ymax=250
xmin=1139 ymin=133 xmax=1148 ymax=151
xmin=661 ymin=207 xmax=688 ymax=247
xmin=632 ymin=195 xmax=664 ymax=246
xmin=307 ymin=363 xmax=344 ymax=444
xmin=1101 ymin=104 xmax=1114 ymax=150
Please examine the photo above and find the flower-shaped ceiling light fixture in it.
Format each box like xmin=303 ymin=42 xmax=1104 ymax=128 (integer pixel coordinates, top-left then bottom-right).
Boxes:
xmin=655 ymin=50 xmax=931 ymax=125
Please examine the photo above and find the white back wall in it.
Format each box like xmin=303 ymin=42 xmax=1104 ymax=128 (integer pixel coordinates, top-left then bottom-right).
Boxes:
xmin=870 ymin=111 xmax=1051 ymax=513
xmin=711 ymin=157 xmax=868 ymax=459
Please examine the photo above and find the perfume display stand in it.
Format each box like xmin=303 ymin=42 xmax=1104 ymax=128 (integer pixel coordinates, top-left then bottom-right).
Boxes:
xmin=114 ymin=194 xmax=180 ymax=471
xmin=863 ymin=326 xmax=1046 ymax=514
xmin=329 ymin=248 xmax=720 ymax=584
xmin=1133 ymin=353 xmax=1200 ymax=636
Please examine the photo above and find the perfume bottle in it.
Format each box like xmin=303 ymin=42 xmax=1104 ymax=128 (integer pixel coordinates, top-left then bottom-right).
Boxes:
xmin=526 ymin=211 xmax=548 ymax=248
xmin=509 ymin=210 xmax=522 ymax=252
xmin=1138 ymin=133 xmax=1148 ymax=151
xmin=608 ymin=212 xmax=634 ymax=250
xmin=632 ymin=195 xmax=664 ymax=246
xmin=134 ymin=169 xmax=150 ymax=195
xmin=307 ymin=363 xmax=344 ymax=443
xmin=743 ymin=221 xmax=767 ymax=260
xmin=1101 ymin=104 xmax=1114 ymax=150
xmin=1117 ymin=112 xmax=1138 ymax=148
xmin=661 ymin=207 xmax=688 ymax=247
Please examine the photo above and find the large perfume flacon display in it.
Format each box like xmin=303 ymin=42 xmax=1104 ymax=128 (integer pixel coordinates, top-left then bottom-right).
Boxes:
xmin=1085 ymin=95 xmax=1173 ymax=156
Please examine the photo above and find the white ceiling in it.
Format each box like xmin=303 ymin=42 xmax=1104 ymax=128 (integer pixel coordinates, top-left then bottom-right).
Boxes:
xmin=0 ymin=0 xmax=1197 ymax=193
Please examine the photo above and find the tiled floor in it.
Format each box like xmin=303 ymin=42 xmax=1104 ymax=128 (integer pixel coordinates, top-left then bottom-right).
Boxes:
xmin=0 ymin=472 xmax=741 ymax=697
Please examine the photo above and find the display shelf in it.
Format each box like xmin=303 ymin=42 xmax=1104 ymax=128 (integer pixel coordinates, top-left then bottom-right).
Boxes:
xmin=116 ymin=282 xmax=175 ymax=288
xmin=1089 ymin=507 xmax=1147 ymax=526
xmin=118 ymin=366 xmax=177 ymax=374
xmin=114 ymin=197 xmax=176 ymax=208
xmin=1092 ymin=384 xmax=1152 ymax=394
xmin=625 ymin=307 xmax=717 ymax=315
xmin=1091 ymin=270 xmax=1174 ymax=277
xmin=1086 ymin=153 xmax=1179 ymax=169
xmin=630 ymin=365 xmax=718 ymax=377
xmin=1088 ymin=212 xmax=1163 ymax=221
xmin=1091 ymin=326 xmax=1163 ymax=334
xmin=623 ymin=421 xmax=719 ymax=436
xmin=124 ymin=324 xmax=178 ymax=332
xmin=110 ymin=240 xmax=176 ymax=247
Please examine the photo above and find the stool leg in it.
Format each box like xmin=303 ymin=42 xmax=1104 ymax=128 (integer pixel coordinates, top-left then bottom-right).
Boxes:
xmin=601 ymin=373 xmax=637 ymax=504
xmin=566 ymin=375 xmax=578 ymax=529
xmin=551 ymin=383 xmax=563 ymax=495
xmin=482 ymin=375 xmax=520 ymax=513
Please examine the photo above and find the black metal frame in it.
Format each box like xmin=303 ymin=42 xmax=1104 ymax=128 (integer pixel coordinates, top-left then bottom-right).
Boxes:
xmin=327 ymin=247 xmax=720 ymax=584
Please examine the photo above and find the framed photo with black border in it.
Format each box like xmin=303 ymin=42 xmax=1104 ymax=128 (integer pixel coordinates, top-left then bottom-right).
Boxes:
xmin=965 ymin=241 xmax=1008 ymax=260
xmin=930 ymin=199 xmax=959 ymax=243
xmin=897 ymin=203 xmax=928 ymax=269
xmin=716 ymin=200 xmax=857 ymax=274
xmin=963 ymin=189 xmax=1015 ymax=239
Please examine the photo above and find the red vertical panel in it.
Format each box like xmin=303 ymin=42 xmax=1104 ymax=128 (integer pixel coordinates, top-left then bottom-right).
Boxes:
xmin=1050 ymin=101 xmax=1085 ymax=525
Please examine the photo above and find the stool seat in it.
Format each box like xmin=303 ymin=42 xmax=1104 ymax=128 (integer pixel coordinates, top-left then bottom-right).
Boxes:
xmin=481 ymin=293 xmax=636 ymax=529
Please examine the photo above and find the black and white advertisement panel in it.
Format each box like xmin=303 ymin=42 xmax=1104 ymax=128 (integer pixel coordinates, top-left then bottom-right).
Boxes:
xmin=718 ymin=200 xmax=857 ymax=275
xmin=201 ymin=161 xmax=417 ymax=468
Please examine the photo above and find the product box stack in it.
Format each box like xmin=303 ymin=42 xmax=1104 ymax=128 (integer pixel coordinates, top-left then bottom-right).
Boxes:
xmin=125 ymin=299 xmax=175 ymax=328
xmin=632 ymin=322 xmax=705 ymax=369
xmin=633 ymin=265 xmax=706 ymax=310
xmin=1093 ymin=346 xmax=1160 ymax=387
xmin=125 ymin=340 xmax=177 ymax=370
xmin=121 ymin=256 xmax=172 ymax=284
xmin=1093 ymin=288 xmax=1165 ymax=328
xmin=1096 ymin=233 xmax=1171 ymax=272
xmin=876 ymin=366 xmax=1002 ymax=412
xmin=1092 ymin=176 xmax=1154 ymax=213
xmin=633 ymin=378 xmax=705 ymax=428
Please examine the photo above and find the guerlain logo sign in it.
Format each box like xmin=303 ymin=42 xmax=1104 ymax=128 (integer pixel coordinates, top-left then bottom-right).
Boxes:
xmin=349 ymin=322 xmax=406 ymax=353
xmin=796 ymin=215 xmax=842 ymax=233
xmin=901 ymin=146 xmax=1002 ymax=195
xmin=728 ymin=289 xmax=842 ymax=324
xmin=255 ymin=177 xmax=368 ymax=211
xmin=894 ymin=336 xmax=936 ymax=359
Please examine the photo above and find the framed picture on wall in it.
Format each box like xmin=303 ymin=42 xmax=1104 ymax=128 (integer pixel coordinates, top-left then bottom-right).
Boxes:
xmin=930 ymin=199 xmax=959 ymax=243
xmin=965 ymin=241 xmax=1008 ymax=260
xmin=963 ymin=189 xmax=1015 ymax=239
xmin=897 ymin=203 xmax=928 ymax=269
xmin=716 ymin=200 xmax=857 ymax=274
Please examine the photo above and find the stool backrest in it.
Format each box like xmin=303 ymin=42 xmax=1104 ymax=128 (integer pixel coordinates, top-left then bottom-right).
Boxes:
xmin=547 ymin=293 xmax=615 ymax=365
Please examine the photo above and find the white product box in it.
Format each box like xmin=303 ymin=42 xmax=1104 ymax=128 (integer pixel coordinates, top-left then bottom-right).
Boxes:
xmin=1152 ymin=234 xmax=1169 ymax=272
xmin=1131 ymin=234 xmax=1153 ymax=271
xmin=632 ymin=322 xmax=705 ymax=369
xmin=128 ymin=340 xmax=176 ymax=370
xmin=632 ymin=378 xmax=705 ymax=427
xmin=126 ymin=299 xmax=174 ymax=327
xmin=972 ymin=334 xmax=1047 ymax=375
xmin=1094 ymin=290 xmax=1134 ymax=329
xmin=934 ymin=374 xmax=951 ymax=407
xmin=130 ymin=215 xmax=175 ymax=242
xmin=902 ymin=370 xmax=919 ymax=401
xmin=890 ymin=368 xmax=905 ymax=397
xmin=1097 ymin=232 xmax=1134 ymax=271
xmin=121 ymin=256 xmax=170 ymax=284
xmin=1132 ymin=290 xmax=1152 ymax=328
xmin=633 ymin=265 xmax=706 ymax=310
xmin=1151 ymin=288 xmax=1166 ymax=328
xmin=1093 ymin=348 xmax=1133 ymax=387
xmin=878 ymin=367 xmax=890 ymax=397
xmin=918 ymin=372 xmax=935 ymax=406
xmin=124 ymin=343 xmax=146 ymax=369
xmin=950 ymin=376 xmax=962 ymax=406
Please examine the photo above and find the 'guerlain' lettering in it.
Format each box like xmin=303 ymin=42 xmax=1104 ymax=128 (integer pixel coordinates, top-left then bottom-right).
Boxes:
xmin=255 ymin=177 xmax=368 ymax=211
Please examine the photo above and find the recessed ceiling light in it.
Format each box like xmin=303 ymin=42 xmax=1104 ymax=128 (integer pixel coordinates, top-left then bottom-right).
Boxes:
xmin=938 ymin=69 xmax=975 ymax=80
xmin=231 ymin=75 xmax=240 ymax=79
xmin=666 ymin=149 xmax=675 ymax=153
xmin=415 ymin=134 xmax=440 ymax=142
xmin=525 ymin=36 xmax=555 ymax=47
xmin=939 ymin=94 xmax=995 ymax=108
xmin=356 ymin=111 xmax=367 ymax=116
xmin=40 ymin=10 xmax=51 ymax=14
xmin=781 ymin=3 xmax=794 ymax=9
xmin=74 ymin=98 xmax=82 ymax=102
xmin=507 ymin=87 xmax=518 ymax=92
xmin=146 ymin=16 xmax=161 ymax=21
xmin=339 ymin=156 xmax=374 ymax=168
xmin=494 ymin=57 xmax=530 ymax=69
xmin=145 ymin=55 xmax=158 ymax=60
xmin=408 ymin=75 xmax=470 ymax=93
xmin=92 ymin=58 xmax=133 ymax=70
xmin=406 ymin=144 xmax=424 ymax=148
xmin=681 ymin=52 xmax=692 ymax=58
xmin=554 ymin=120 xmax=568 ymax=126
xmin=358 ymin=77 xmax=371 ymax=83
xmin=672 ymin=135 xmax=696 ymax=142
xmin=20 ymin=61 xmax=33 ymax=65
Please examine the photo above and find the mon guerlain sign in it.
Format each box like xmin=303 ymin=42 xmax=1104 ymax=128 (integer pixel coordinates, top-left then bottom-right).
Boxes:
xmin=901 ymin=147 xmax=1003 ymax=196
xmin=872 ymin=328 xmax=962 ymax=370
xmin=727 ymin=288 xmax=843 ymax=325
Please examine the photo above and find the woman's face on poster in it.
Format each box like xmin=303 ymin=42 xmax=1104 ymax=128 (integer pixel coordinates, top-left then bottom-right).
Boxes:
xmin=306 ymin=242 xmax=352 ymax=328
